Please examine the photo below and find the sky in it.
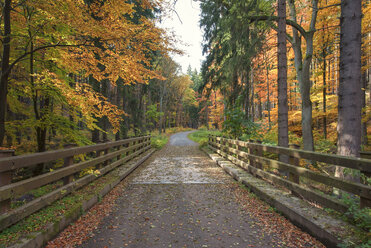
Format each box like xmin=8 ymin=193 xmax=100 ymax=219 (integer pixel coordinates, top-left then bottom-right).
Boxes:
xmin=160 ymin=0 xmax=204 ymax=74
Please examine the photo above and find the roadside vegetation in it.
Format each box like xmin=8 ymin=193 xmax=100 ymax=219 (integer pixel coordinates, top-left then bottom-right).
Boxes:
xmin=187 ymin=127 xmax=221 ymax=147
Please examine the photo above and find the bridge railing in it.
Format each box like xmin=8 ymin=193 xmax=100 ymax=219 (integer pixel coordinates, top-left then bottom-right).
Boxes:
xmin=208 ymin=135 xmax=371 ymax=212
xmin=0 ymin=136 xmax=151 ymax=231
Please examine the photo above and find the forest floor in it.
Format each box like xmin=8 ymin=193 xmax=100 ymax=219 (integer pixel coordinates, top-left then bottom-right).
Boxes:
xmin=47 ymin=131 xmax=324 ymax=248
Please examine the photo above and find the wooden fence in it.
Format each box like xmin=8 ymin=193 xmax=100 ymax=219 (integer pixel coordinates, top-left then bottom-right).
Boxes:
xmin=208 ymin=135 xmax=371 ymax=212
xmin=0 ymin=136 xmax=151 ymax=231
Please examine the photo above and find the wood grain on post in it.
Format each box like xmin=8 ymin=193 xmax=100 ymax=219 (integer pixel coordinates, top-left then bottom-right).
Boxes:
xmin=0 ymin=150 xmax=14 ymax=213
xmin=115 ymin=145 xmax=121 ymax=161
xmin=95 ymin=141 xmax=103 ymax=170
xmin=102 ymin=139 xmax=110 ymax=167
xmin=125 ymin=142 xmax=130 ymax=157
xmin=249 ymin=139 xmax=255 ymax=167
xmin=255 ymin=140 xmax=263 ymax=169
xmin=288 ymin=144 xmax=300 ymax=185
xmin=360 ymin=152 xmax=371 ymax=208
xmin=289 ymin=144 xmax=300 ymax=197
xmin=237 ymin=143 xmax=244 ymax=161
xmin=63 ymin=144 xmax=76 ymax=185
xmin=141 ymin=138 xmax=145 ymax=149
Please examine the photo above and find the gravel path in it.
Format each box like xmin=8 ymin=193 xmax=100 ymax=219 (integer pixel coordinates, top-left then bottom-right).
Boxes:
xmin=70 ymin=132 xmax=323 ymax=248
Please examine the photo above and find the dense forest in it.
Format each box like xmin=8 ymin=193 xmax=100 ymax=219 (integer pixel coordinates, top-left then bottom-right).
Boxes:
xmin=199 ymin=0 xmax=370 ymax=157
xmin=0 ymin=0 xmax=205 ymax=155
xmin=0 ymin=0 xmax=369 ymax=162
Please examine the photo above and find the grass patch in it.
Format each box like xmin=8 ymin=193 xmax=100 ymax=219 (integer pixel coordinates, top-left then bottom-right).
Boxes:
xmin=187 ymin=128 xmax=221 ymax=148
xmin=150 ymin=134 xmax=168 ymax=149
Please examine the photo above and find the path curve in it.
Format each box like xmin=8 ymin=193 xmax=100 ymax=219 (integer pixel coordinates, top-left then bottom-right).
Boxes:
xmin=168 ymin=131 xmax=198 ymax=146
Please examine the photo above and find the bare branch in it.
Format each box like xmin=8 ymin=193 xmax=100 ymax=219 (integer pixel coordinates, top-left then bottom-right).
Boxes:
xmin=6 ymin=42 xmax=94 ymax=76
xmin=246 ymin=15 xmax=308 ymax=39
xmin=318 ymin=3 xmax=340 ymax=10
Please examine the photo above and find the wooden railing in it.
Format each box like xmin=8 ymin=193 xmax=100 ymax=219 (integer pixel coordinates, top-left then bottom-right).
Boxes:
xmin=208 ymin=135 xmax=371 ymax=212
xmin=0 ymin=136 xmax=151 ymax=231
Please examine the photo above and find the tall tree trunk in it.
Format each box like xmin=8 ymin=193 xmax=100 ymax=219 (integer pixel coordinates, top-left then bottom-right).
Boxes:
xmin=277 ymin=0 xmax=289 ymax=163
xmin=288 ymin=0 xmax=318 ymax=151
xmin=115 ymin=85 xmax=121 ymax=141
xmin=0 ymin=0 xmax=12 ymax=147
xmin=159 ymin=95 xmax=163 ymax=134
xmin=6 ymin=105 xmax=12 ymax=146
xmin=323 ymin=53 xmax=327 ymax=139
xmin=258 ymin=93 xmax=262 ymax=120
xmin=121 ymin=86 xmax=129 ymax=139
xmin=250 ymin=69 xmax=255 ymax=121
xmin=361 ymin=70 xmax=368 ymax=146
xmin=336 ymin=0 xmax=362 ymax=181
xmin=266 ymin=66 xmax=271 ymax=130
xmin=101 ymin=80 xmax=108 ymax=141
xmin=91 ymin=77 xmax=100 ymax=143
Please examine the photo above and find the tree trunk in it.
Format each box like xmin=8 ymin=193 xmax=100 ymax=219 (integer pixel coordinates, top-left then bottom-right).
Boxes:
xmin=336 ymin=0 xmax=362 ymax=182
xmin=288 ymin=0 xmax=318 ymax=151
xmin=277 ymin=0 xmax=289 ymax=162
xmin=115 ymin=85 xmax=121 ymax=141
xmin=0 ymin=0 xmax=12 ymax=147
xmin=258 ymin=93 xmax=262 ymax=120
xmin=101 ymin=80 xmax=108 ymax=141
xmin=159 ymin=95 xmax=163 ymax=134
xmin=266 ymin=66 xmax=271 ymax=130
xmin=323 ymin=53 xmax=327 ymax=139
xmin=250 ymin=69 xmax=255 ymax=121
xmin=121 ymin=86 xmax=129 ymax=139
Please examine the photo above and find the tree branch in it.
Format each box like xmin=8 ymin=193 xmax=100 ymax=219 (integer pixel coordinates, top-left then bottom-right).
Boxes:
xmin=271 ymin=23 xmax=294 ymax=44
xmin=7 ymin=41 xmax=94 ymax=76
xmin=247 ymin=15 xmax=308 ymax=39
xmin=318 ymin=3 xmax=340 ymax=10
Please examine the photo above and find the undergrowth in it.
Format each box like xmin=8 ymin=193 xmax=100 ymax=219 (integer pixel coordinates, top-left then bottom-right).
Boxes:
xmin=187 ymin=128 xmax=221 ymax=147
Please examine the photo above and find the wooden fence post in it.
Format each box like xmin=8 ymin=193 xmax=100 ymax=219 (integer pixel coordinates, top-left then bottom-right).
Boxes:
xmin=249 ymin=139 xmax=255 ymax=167
xmin=103 ymin=139 xmax=109 ymax=167
xmin=0 ymin=150 xmax=14 ymax=214
xmin=139 ymin=138 xmax=143 ymax=152
xmin=237 ymin=140 xmax=243 ymax=161
xmin=360 ymin=152 xmax=371 ymax=208
xmin=125 ymin=142 xmax=130 ymax=156
xmin=288 ymin=144 xmax=300 ymax=184
xmin=224 ymin=138 xmax=229 ymax=155
xmin=116 ymin=144 xmax=121 ymax=161
xmin=255 ymin=140 xmax=263 ymax=170
xmin=95 ymin=141 xmax=103 ymax=170
xmin=132 ymin=140 xmax=137 ymax=153
xmin=63 ymin=144 xmax=76 ymax=185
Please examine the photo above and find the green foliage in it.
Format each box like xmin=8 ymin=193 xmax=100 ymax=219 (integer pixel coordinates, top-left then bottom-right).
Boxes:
xmin=150 ymin=133 xmax=168 ymax=149
xmin=222 ymin=107 xmax=258 ymax=139
xmin=188 ymin=129 xmax=221 ymax=147
xmin=341 ymin=194 xmax=371 ymax=231
xmin=145 ymin=104 xmax=164 ymax=131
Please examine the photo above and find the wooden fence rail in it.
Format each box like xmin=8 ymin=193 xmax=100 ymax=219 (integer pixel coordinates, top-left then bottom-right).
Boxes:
xmin=0 ymin=136 xmax=151 ymax=231
xmin=208 ymin=135 xmax=371 ymax=212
